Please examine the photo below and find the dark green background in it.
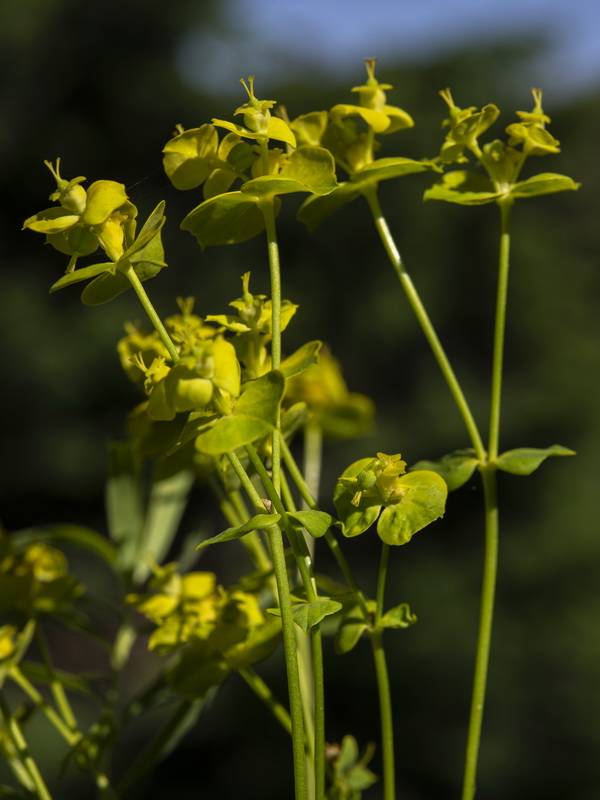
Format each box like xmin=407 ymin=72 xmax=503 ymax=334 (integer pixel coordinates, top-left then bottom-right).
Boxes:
xmin=1 ymin=1 xmax=599 ymax=797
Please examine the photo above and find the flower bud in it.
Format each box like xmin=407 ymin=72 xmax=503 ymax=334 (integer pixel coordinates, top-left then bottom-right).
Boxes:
xmin=45 ymin=159 xmax=87 ymax=215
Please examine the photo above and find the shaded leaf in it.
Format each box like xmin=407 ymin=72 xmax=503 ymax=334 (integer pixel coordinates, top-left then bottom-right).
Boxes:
xmin=410 ymin=449 xmax=480 ymax=491
xmin=495 ymin=444 xmax=575 ymax=475
xmin=376 ymin=471 xmax=448 ymax=546
xmin=181 ymin=191 xmax=279 ymax=248
xmin=351 ymin=156 xmax=440 ymax=186
xmin=334 ymin=601 xmax=373 ymax=655
xmin=287 ymin=510 xmax=333 ymax=539
xmin=424 ymin=170 xmax=502 ymax=205
xmin=280 ymin=340 xmax=322 ymax=378
xmin=195 ymin=370 xmax=284 ymax=454
xmin=510 ymin=172 xmax=581 ymax=198
xmin=379 ymin=603 xmax=417 ymax=629
xmin=297 ymin=182 xmax=362 ymax=231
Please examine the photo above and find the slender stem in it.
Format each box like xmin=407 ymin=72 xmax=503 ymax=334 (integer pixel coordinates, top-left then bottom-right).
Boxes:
xmin=461 ymin=464 xmax=499 ymax=800
xmin=374 ymin=544 xmax=390 ymax=626
xmin=461 ymin=199 xmax=512 ymax=799
xmin=259 ymin=196 xmax=282 ymax=494
xmin=280 ymin=438 xmax=371 ymax=620
xmin=369 ymin=629 xmax=395 ymax=800
xmin=10 ymin=667 xmax=80 ymax=746
xmin=227 ymin=450 xmax=307 ymax=800
xmin=239 ymin=666 xmax=293 ymax=736
xmin=363 ymin=186 xmax=486 ymax=460
xmin=35 ymin=626 xmax=78 ymax=733
xmin=369 ymin=544 xmax=395 ymax=800
xmin=208 ymin=476 xmax=272 ymax=572
xmin=95 ymin=232 xmax=179 ymax=364
xmin=246 ymin=444 xmax=326 ymax=800
xmin=302 ymin=422 xmax=323 ymax=561
xmin=487 ymin=200 xmax=513 ymax=461
xmin=0 ymin=691 xmax=53 ymax=800
xmin=123 ymin=264 xmax=180 ymax=363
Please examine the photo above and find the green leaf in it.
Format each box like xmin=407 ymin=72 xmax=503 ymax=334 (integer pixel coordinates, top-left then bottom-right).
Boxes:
xmin=297 ymin=182 xmax=362 ymax=231
xmin=81 ymin=180 xmax=128 ymax=225
xmin=49 ymin=261 xmax=114 ymax=293
xmin=410 ymin=449 xmax=480 ymax=491
xmin=287 ymin=510 xmax=334 ymax=539
xmin=424 ymin=170 xmax=503 ymax=205
xmin=510 ymin=172 xmax=581 ymax=198
xmin=268 ymin=599 xmax=343 ymax=633
xmin=379 ymin=603 xmax=417 ymax=629
xmin=351 ymin=156 xmax=441 ymax=186
xmin=197 ymin=514 xmax=281 ymax=549
xmin=195 ymin=370 xmax=285 ymax=454
xmin=242 ymin=146 xmax=338 ymax=199
xmin=181 ymin=191 xmax=279 ymax=248
xmin=292 ymin=600 xmax=343 ymax=633
xmin=133 ymin=470 xmax=195 ymax=585
xmin=376 ymin=471 xmax=448 ymax=546
xmin=20 ymin=661 xmax=93 ymax=695
xmin=334 ymin=601 xmax=373 ymax=655
xmin=81 ymin=202 xmax=167 ymax=305
xmin=106 ymin=441 xmax=144 ymax=573
xmin=495 ymin=444 xmax=575 ymax=475
xmin=162 ymin=124 xmax=220 ymax=190
xmin=280 ymin=340 xmax=322 ymax=378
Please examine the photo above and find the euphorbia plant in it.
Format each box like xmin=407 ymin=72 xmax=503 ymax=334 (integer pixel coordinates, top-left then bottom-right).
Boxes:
xmin=4 ymin=59 xmax=578 ymax=800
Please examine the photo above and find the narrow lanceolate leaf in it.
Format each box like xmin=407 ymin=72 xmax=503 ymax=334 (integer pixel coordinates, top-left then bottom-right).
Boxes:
xmin=495 ymin=445 xmax=575 ymax=475
xmin=287 ymin=510 xmax=334 ymax=539
xmin=49 ymin=261 xmax=114 ymax=293
xmin=242 ymin=147 xmax=338 ymax=199
xmin=510 ymin=173 xmax=581 ymax=198
xmin=410 ymin=449 xmax=480 ymax=491
xmin=195 ymin=370 xmax=285 ymax=454
xmin=424 ymin=171 xmax=503 ymax=205
xmin=181 ymin=191 xmax=278 ymax=248
xmin=376 ymin=471 xmax=448 ymax=546
xmin=197 ymin=514 xmax=281 ymax=549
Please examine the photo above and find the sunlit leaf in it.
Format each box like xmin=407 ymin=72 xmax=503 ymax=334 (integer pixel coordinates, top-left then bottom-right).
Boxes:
xmin=197 ymin=514 xmax=281 ymax=549
xmin=410 ymin=449 xmax=480 ymax=491
xmin=376 ymin=471 xmax=447 ymax=546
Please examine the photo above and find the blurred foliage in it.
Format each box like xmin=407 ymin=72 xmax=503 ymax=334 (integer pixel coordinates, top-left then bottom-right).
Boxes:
xmin=1 ymin=0 xmax=599 ymax=798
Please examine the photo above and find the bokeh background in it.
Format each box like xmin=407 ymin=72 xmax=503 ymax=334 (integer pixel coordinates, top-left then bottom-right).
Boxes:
xmin=1 ymin=0 xmax=599 ymax=797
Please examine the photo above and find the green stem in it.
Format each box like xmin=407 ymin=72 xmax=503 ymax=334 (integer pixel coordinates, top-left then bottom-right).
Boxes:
xmin=10 ymin=667 xmax=80 ymax=747
xmin=245 ymin=444 xmax=326 ymax=800
xmin=208 ymin=476 xmax=272 ymax=572
xmin=227 ymin=450 xmax=307 ymax=800
xmin=35 ymin=626 xmax=78 ymax=733
xmin=259 ymin=196 xmax=282 ymax=496
xmin=369 ymin=629 xmax=395 ymax=800
xmin=280 ymin=438 xmax=371 ymax=620
xmin=488 ymin=200 xmax=513 ymax=461
xmin=461 ymin=464 xmax=499 ymax=800
xmin=461 ymin=199 xmax=512 ymax=800
xmin=95 ymin=232 xmax=179 ymax=364
xmin=0 ymin=691 xmax=53 ymax=800
xmin=363 ymin=186 xmax=486 ymax=460
xmin=239 ymin=666 xmax=293 ymax=736
xmin=369 ymin=544 xmax=396 ymax=800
